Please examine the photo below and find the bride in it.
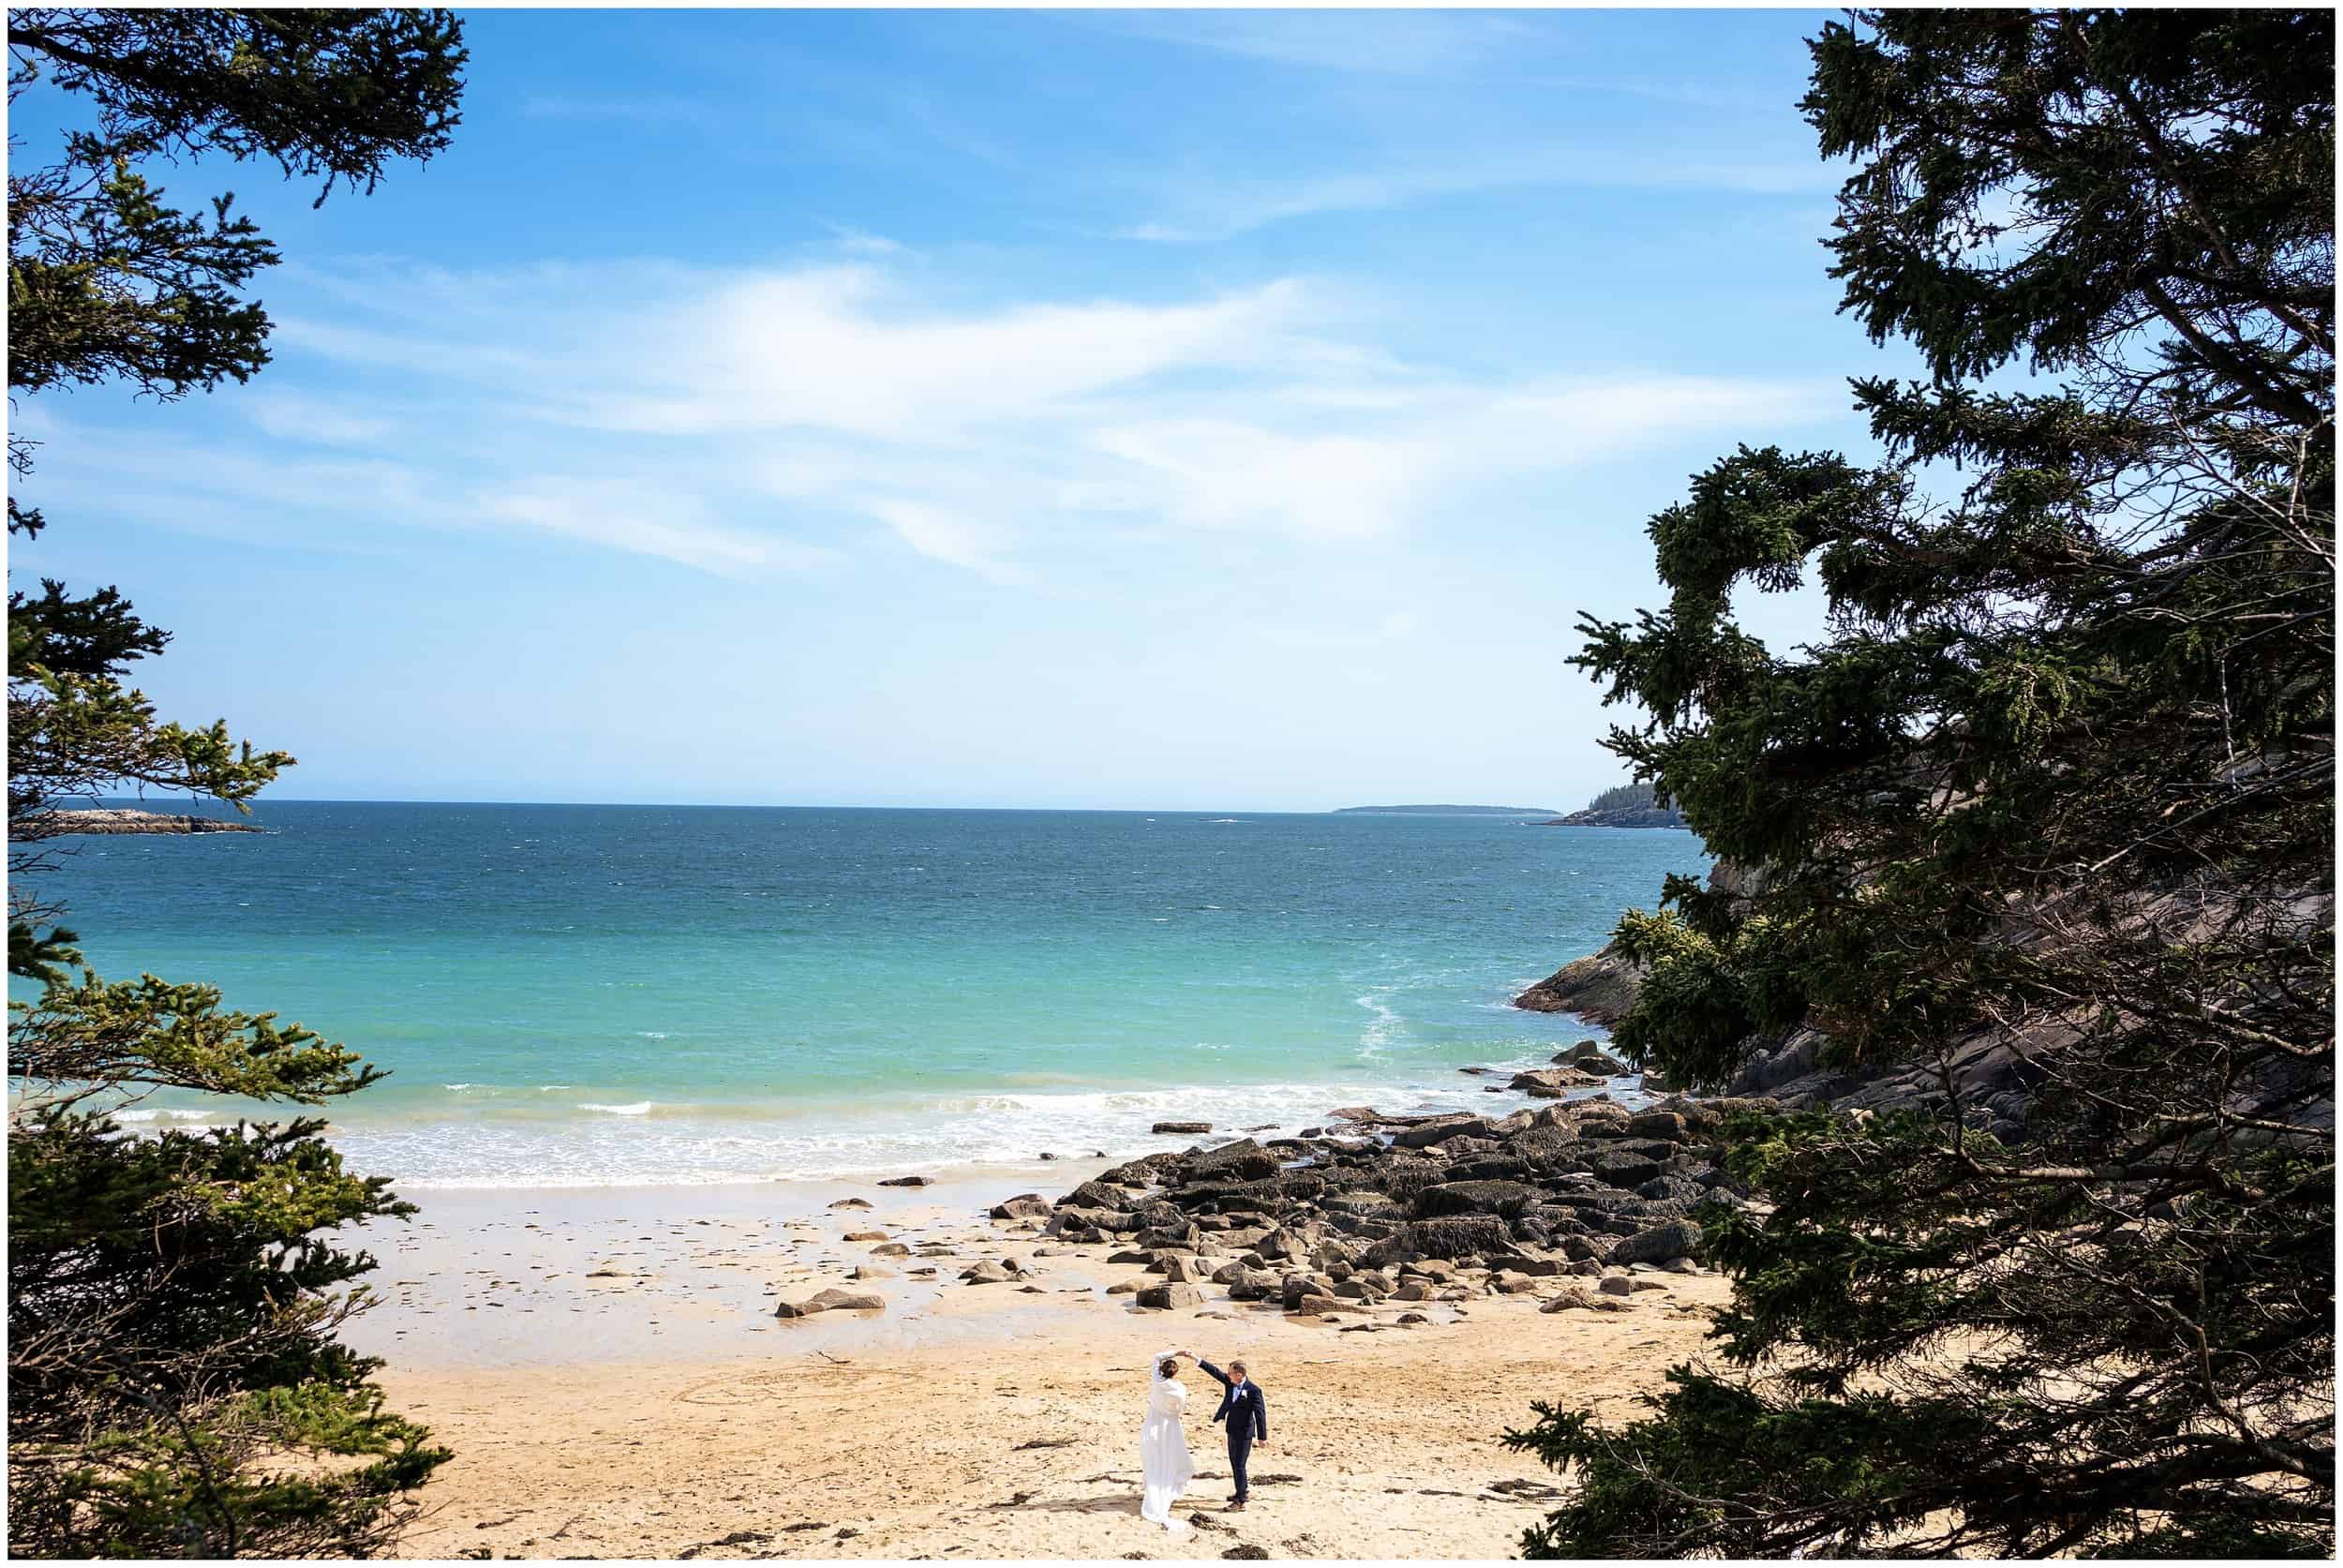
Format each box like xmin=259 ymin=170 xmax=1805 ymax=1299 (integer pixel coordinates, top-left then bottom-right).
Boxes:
xmin=1139 ymin=1351 xmax=1197 ymax=1530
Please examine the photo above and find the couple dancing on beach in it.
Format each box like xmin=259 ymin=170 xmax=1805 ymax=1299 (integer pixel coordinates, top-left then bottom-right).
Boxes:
xmin=1139 ymin=1349 xmax=1269 ymax=1531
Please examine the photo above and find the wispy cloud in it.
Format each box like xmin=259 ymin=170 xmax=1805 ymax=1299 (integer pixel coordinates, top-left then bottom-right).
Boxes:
xmin=1115 ymin=145 xmax=1834 ymax=243
xmin=238 ymin=389 xmax=395 ymax=448
xmin=38 ymin=257 xmax=1839 ymax=582
xmin=860 ymin=498 xmax=1030 ymax=585
xmin=819 ymin=221 xmax=908 ymax=257
xmin=1073 ymin=10 xmax=1569 ymax=77
xmin=521 ymin=93 xmax=722 ymax=129
xmin=476 ymin=479 xmax=839 ymax=575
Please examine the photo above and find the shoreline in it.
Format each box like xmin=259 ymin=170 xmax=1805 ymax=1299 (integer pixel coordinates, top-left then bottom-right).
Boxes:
xmin=305 ymin=1055 xmax=1651 ymax=1191
xmin=364 ymin=1155 xmax=1733 ymax=1560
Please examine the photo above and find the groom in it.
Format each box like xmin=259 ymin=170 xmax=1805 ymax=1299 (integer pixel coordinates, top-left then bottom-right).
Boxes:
xmin=1186 ymin=1351 xmax=1269 ymax=1511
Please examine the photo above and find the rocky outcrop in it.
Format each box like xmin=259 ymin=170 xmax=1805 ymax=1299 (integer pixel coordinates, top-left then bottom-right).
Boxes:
xmin=1031 ymin=1096 xmax=1744 ymax=1313
xmin=1557 ymin=1040 xmax=1629 ymax=1074
xmin=1513 ymin=949 xmax=1645 ymax=1023
xmin=30 ymin=809 xmax=261 ymax=835
xmin=1537 ymin=806 xmax=1686 ymax=829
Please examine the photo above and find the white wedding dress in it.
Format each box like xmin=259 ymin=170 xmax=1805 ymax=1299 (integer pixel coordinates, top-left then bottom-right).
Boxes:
xmin=1139 ymin=1352 xmax=1197 ymax=1530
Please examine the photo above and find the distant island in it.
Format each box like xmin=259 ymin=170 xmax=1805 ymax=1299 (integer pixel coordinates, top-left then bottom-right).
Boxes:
xmin=29 ymin=809 xmax=262 ymax=836
xmin=1538 ymin=782 xmax=1687 ymax=829
xmin=1334 ymin=804 xmax=1558 ymax=816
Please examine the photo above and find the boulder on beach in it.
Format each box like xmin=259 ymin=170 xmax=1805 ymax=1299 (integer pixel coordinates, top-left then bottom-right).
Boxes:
xmin=877 ymin=1175 xmax=932 ymax=1187
xmin=1152 ymin=1121 xmax=1213 ymax=1135
xmin=1542 ymin=1288 xmax=1628 ymax=1314
xmin=1608 ymin=1219 xmax=1705 ymax=1266
xmin=989 ymin=1194 xmax=1052 ymax=1221
xmin=1136 ymin=1282 xmax=1202 ymax=1310
xmin=1391 ymin=1115 xmax=1488 ymax=1149
xmin=1556 ymin=1040 xmax=1630 ymax=1074
xmin=1509 ymin=1067 xmax=1604 ymax=1097
xmin=774 ymin=1287 xmax=886 ymax=1318
xmin=1182 ymin=1139 xmax=1279 ymax=1183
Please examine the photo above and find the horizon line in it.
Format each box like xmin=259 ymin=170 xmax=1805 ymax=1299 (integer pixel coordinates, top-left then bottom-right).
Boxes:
xmin=95 ymin=796 xmax=1575 ymax=817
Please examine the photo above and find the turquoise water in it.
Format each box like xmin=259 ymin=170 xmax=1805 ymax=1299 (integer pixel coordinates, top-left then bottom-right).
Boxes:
xmin=15 ymin=803 xmax=1706 ymax=1187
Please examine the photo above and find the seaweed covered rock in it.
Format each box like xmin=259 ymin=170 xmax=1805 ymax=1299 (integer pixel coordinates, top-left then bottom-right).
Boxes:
xmin=1182 ymin=1138 xmax=1281 ymax=1184
xmin=1410 ymin=1180 xmax=1545 ymax=1219
xmin=1607 ymin=1220 xmax=1704 ymax=1266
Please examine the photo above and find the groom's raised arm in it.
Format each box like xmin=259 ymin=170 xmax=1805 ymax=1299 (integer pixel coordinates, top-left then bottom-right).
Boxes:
xmin=1196 ymin=1359 xmax=1233 ymax=1390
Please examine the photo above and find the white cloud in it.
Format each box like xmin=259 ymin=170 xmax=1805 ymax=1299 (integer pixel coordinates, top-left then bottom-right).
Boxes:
xmin=861 ymin=497 xmax=1029 ymax=584
xmin=96 ymin=257 xmax=1843 ymax=583
xmin=588 ymin=268 xmax=1315 ymax=441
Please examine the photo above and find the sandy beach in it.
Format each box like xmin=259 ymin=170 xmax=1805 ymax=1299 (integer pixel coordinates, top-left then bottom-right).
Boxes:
xmin=359 ymin=1168 xmax=1731 ymax=1560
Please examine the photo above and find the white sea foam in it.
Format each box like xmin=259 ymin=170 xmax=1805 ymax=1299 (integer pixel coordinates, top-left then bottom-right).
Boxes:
xmin=111 ymin=1107 xmax=219 ymax=1127
xmin=332 ymin=1068 xmax=1651 ymax=1190
xmin=1354 ymin=989 xmax=1403 ymax=1059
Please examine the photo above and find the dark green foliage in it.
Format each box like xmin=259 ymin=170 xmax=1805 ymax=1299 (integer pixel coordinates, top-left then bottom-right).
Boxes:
xmin=1583 ymin=780 xmax=1656 ymax=814
xmin=1511 ymin=9 xmax=2333 ymax=1558
xmin=1579 ymin=780 xmax=1686 ymax=824
xmin=7 ymin=7 xmax=467 ymax=398
xmin=7 ymin=10 xmax=466 ymax=1558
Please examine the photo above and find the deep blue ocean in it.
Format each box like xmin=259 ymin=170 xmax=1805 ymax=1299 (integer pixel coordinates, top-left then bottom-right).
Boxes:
xmin=15 ymin=803 xmax=1706 ymax=1187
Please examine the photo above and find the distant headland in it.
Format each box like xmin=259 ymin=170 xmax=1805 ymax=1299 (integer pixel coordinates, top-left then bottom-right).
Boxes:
xmin=1537 ymin=781 xmax=1687 ymax=829
xmin=1333 ymin=804 xmax=1559 ymax=816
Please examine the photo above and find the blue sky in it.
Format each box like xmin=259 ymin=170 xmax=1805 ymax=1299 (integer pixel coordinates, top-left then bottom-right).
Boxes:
xmin=12 ymin=7 xmax=1903 ymax=812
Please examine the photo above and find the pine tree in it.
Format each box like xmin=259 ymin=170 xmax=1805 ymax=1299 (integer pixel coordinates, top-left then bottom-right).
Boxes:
xmin=7 ymin=11 xmax=468 ymax=1556
xmin=1508 ymin=9 xmax=2333 ymax=1557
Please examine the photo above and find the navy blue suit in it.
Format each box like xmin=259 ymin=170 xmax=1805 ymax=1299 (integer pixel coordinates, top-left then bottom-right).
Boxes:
xmin=1199 ymin=1361 xmax=1268 ymax=1502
